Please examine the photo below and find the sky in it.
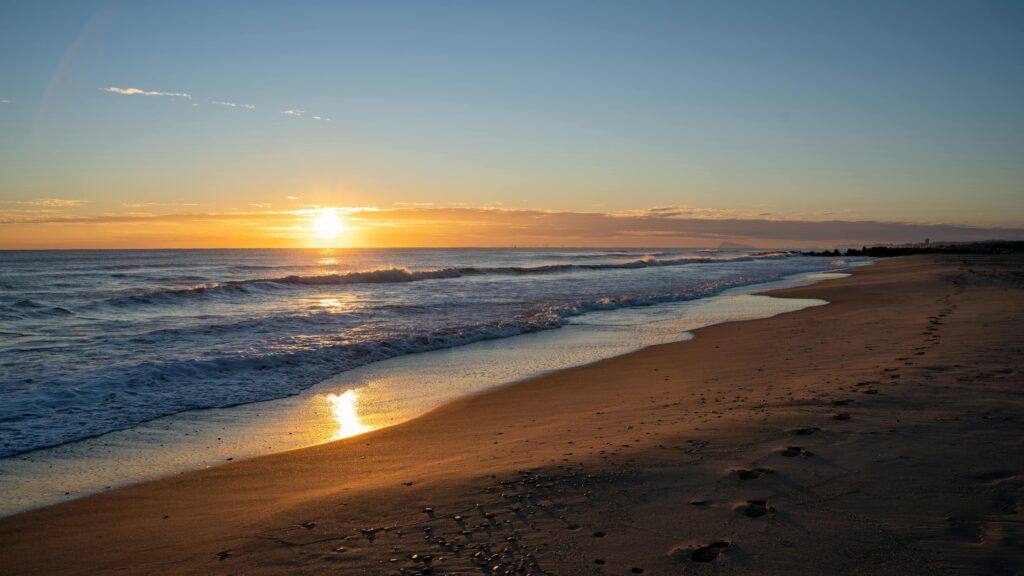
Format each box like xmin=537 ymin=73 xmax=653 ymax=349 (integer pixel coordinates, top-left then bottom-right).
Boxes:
xmin=1 ymin=0 xmax=1022 ymax=248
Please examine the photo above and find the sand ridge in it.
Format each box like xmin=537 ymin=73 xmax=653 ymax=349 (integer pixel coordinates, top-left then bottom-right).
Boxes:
xmin=0 ymin=255 xmax=1021 ymax=575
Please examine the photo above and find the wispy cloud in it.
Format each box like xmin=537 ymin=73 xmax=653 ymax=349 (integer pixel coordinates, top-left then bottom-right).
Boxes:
xmin=97 ymin=87 xmax=330 ymax=125
xmin=0 ymin=99 xmax=9 ymax=104
xmin=0 ymin=198 xmax=90 ymax=224
xmin=616 ymin=205 xmax=755 ymax=220
xmin=101 ymin=86 xmax=192 ymax=99
xmin=211 ymin=100 xmax=255 ymax=109
xmin=120 ymin=202 xmax=200 ymax=209
xmin=1 ymin=198 xmax=88 ymax=207
xmin=282 ymin=109 xmax=332 ymax=122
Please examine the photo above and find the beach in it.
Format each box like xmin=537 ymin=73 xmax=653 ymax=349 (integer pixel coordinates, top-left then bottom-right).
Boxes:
xmin=1 ymin=254 xmax=1021 ymax=575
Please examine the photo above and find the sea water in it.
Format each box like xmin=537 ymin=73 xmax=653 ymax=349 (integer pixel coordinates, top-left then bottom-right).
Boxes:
xmin=0 ymin=248 xmax=860 ymax=513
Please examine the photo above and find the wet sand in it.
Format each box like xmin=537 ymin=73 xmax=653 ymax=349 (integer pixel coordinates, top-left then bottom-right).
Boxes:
xmin=1 ymin=254 xmax=1022 ymax=575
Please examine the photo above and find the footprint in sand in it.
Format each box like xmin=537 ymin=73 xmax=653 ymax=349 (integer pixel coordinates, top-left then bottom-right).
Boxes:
xmin=792 ymin=427 xmax=819 ymax=436
xmin=781 ymin=446 xmax=812 ymax=458
xmin=742 ymin=499 xmax=775 ymax=518
xmin=676 ymin=541 xmax=732 ymax=562
xmin=735 ymin=468 xmax=773 ymax=481
xmin=972 ymin=469 xmax=1021 ymax=484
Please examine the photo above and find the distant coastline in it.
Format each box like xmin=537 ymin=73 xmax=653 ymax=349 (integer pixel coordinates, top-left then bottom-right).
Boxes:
xmin=804 ymin=239 xmax=1024 ymax=257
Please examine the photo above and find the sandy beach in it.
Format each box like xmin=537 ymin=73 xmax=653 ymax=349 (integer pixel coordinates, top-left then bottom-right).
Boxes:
xmin=1 ymin=254 xmax=1021 ymax=575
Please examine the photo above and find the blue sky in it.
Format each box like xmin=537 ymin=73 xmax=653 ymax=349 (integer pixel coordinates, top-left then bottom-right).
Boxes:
xmin=0 ymin=1 xmax=1022 ymax=247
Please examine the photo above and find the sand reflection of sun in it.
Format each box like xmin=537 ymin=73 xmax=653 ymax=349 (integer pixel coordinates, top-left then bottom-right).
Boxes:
xmin=325 ymin=390 xmax=369 ymax=439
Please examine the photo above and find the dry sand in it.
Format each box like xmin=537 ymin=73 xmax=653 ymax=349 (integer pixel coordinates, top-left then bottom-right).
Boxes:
xmin=1 ymin=255 xmax=1021 ymax=575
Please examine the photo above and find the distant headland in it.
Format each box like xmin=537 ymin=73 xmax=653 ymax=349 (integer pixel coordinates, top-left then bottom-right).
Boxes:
xmin=803 ymin=240 xmax=1024 ymax=257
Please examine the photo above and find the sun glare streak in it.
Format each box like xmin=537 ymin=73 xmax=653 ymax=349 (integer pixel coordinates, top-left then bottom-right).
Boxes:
xmin=325 ymin=390 xmax=369 ymax=439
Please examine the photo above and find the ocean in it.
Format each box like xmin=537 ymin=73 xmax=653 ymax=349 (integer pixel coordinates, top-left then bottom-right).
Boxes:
xmin=0 ymin=248 xmax=856 ymax=460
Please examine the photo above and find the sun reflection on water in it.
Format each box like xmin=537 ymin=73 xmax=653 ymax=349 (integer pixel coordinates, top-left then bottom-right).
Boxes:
xmin=318 ymin=297 xmax=345 ymax=312
xmin=316 ymin=293 xmax=358 ymax=313
xmin=325 ymin=390 xmax=370 ymax=439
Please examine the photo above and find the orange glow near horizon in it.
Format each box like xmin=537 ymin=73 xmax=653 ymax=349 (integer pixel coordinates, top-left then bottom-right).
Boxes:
xmin=1 ymin=203 xmax=1011 ymax=250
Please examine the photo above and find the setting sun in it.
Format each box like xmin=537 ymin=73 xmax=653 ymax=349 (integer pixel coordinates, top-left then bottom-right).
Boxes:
xmin=312 ymin=209 xmax=344 ymax=239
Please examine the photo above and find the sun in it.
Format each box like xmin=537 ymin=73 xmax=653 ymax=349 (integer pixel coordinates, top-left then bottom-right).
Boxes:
xmin=312 ymin=209 xmax=345 ymax=239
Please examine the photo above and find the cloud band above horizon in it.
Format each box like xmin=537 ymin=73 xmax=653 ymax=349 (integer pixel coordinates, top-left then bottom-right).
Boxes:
xmin=1 ymin=204 xmax=1022 ymax=250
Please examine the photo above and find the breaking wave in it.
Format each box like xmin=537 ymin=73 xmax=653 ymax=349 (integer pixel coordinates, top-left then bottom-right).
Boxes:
xmin=96 ymin=252 xmax=798 ymax=308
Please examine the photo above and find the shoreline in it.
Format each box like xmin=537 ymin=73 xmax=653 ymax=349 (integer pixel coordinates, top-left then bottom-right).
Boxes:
xmin=1 ymin=254 xmax=1021 ymax=575
xmin=0 ymin=268 xmax=849 ymax=517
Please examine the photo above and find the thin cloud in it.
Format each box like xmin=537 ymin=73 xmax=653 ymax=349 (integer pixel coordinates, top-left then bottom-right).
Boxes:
xmin=617 ymin=205 xmax=755 ymax=220
xmin=282 ymin=110 xmax=331 ymax=121
xmin=0 ymin=211 xmax=286 ymax=225
xmin=101 ymin=86 xmax=192 ymax=99
xmin=350 ymin=207 xmax=1024 ymax=246
xmin=211 ymin=100 xmax=256 ymax=109
xmin=0 ymin=99 xmax=9 ymax=104
xmin=1 ymin=198 xmax=88 ymax=207
xmin=121 ymin=202 xmax=197 ymax=209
